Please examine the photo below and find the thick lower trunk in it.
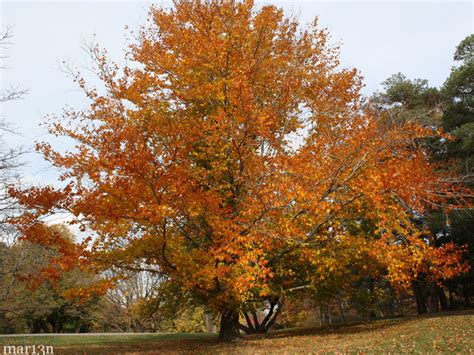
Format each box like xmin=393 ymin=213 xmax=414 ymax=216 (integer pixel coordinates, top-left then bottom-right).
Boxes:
xmin=218 ymin=309 xmax=239 ymax=342
xmin=240 ymin=297 xmax=284 ymax=334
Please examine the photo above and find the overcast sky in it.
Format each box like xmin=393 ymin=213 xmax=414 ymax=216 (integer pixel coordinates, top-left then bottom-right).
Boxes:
xmin=1 ymin=0 xmax=473 ymax=187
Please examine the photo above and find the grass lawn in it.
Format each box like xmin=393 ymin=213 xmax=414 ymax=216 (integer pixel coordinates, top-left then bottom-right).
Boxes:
xmin=0 ymin=310 xmax=472 ymax=354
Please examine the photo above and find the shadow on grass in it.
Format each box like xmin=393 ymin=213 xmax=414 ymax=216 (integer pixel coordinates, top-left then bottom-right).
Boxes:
xmin=245 ymin=308 xmax=474 ymax=341
xmin=4 ymin=309 xmax=473 ymax=354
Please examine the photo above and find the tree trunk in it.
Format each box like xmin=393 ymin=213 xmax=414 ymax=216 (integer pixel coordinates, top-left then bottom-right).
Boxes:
xmin=412 ymin=280 xmax=427 ymax=314
xmin=449 ymin=289 xmax=455 ymax=310
xmin=239 ymin=297 xmax=284 ymax=334
xmin=429 ymin=285 xmax=439 ymax=313
xmin=462 ymin=281 xmax=470 ymax=307
xmin=437 ymin=286 xmax=448 ymax=311
xmin=338 ymin=300 xmax=346 ymax=324
xmin=204 ymin=311 xmax=215 ymax=333
xmin=218 ymin=309 xmax=239 ymax=342
xmin=319 ymin=305 xmax=325 ymax=326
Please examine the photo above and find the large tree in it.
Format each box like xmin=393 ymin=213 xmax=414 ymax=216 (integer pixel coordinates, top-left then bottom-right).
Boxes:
xmin=11 ymin=1 xmax=469 ymax=341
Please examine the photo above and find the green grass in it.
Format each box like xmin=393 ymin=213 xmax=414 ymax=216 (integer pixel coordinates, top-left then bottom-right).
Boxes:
xmin=0 ymin=310 xmax=472 ymax=354
xmin=0 ymin=332 xmax=212 ymax=347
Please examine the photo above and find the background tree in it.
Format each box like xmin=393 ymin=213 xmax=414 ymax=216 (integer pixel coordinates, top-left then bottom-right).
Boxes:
xmin=137 ymin=278 xmax=211 ymax=333
xmin=11 ymin=1 xmax=469 ymax=342
xmin=0 ymin=225 xmax=102 ymax=333
xmin=436 ymin=34 xmax=474 ymax=308
xmin=371 ymin=34 xmax=474 ymax=314
xmin=0 ymin=27 xmax=27 ymax=241
xmin=103 ymin=267 xmax=164 ymax=332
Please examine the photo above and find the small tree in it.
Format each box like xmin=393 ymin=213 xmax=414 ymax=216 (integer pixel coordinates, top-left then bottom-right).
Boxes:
xmin=11 ymin=1 xmax=469 ymax=341
xmin=0 ymin=225 xmax=101 ymax=333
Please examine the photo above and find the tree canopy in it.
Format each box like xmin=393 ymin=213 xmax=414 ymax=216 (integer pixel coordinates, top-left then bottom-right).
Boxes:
xmin=10 ymin=0 xmax=470 ymax=341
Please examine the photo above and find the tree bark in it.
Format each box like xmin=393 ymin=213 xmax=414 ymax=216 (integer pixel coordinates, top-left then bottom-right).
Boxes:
xmin=240 ymin=297 xmax=284 ymax=334
xmin=448 ymin=288 xmax=455 ymax=310
xmin=462 ymin=281 xmax=470 ymax=307
xmin=437 ymin=286 xmax=448 ymax=311
xmin=412 ymin=280 xmax=427 ymax=314
xmin=338 ymin=300 xmax=346 ymax=323
xmin=319 ymin=306 xmax=324 ymax=326
xmin=429 ymin=285 xmax=440 ymax=313
xmin=218 ymin=309 xmax=240 ymax=342
xmin=243 ymin=312 xmax=255 ymax=332
xmin=204 ymin=311 xmax=215 ymax=333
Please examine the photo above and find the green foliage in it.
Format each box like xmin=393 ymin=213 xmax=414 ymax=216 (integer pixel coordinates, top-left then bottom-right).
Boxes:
xmin=454 ymin=34 xmax=474 ymax=62
xmin=169 ymin=307 xmax=207 ymax=333
xmin=0 ymin=226 xmax=102 ymax=333
xmin=442 ymin=62 xmax=474 ymax=134
xmin=372 ymin=73 xmax=443 ymax=128
xmin=349 ymin=277 xmax=403 ymax=319
xmin=442 ymin=35 xmax=474 ymax=136
xmin=452 ymin=122 xmax=474 ymax=157
xmin=136 ymin=279 xmax=209 ymax=333
xmin=381 ymin=73 xmax=437 ymax=109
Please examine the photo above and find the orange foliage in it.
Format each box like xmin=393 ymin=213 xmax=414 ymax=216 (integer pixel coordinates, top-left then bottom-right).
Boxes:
xmin=10 ymin=0 xmax=469 ymax=311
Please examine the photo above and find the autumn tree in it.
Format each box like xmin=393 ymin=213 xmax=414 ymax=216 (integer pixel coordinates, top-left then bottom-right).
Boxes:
xmin=11 ymin=1 xmax=470 ymax=342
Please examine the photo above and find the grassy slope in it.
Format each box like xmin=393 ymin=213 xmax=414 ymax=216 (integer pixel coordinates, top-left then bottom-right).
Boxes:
xmin=0 ymin=310 xmax=472 ymax=354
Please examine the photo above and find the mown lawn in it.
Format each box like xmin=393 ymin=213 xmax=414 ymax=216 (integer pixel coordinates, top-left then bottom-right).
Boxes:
xmin=0 ymin=310 xmax=472 ymax=354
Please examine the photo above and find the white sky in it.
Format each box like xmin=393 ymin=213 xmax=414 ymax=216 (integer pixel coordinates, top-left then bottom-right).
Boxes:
xmin=1 ymin=0 xmax=473 ymax=187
